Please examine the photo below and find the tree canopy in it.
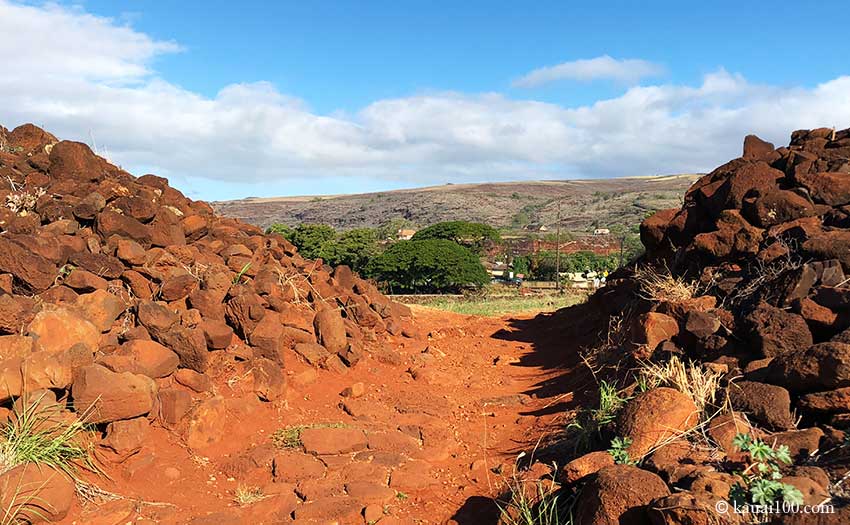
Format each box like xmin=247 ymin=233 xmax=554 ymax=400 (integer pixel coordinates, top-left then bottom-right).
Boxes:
xmin=412 ymin=221 xmax=500 ymax=253
xmin=318 ymin=228 xmax=378 ymax=271
xmin=367 ymin=239 xmax=489 ymax=293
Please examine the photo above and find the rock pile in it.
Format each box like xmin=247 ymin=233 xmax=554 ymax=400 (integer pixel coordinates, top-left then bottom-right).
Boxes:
xmin=555 ymin=128 xmax=850 ymax=524
xmin=0 ymin=123 xmax=411 ymax=521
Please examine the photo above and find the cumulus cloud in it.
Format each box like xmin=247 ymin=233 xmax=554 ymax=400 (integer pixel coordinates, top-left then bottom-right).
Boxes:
xmin=1 ymin=1 xmax=849 ymax=200
xmin=512 ymin=55 xmax=665 ymax=88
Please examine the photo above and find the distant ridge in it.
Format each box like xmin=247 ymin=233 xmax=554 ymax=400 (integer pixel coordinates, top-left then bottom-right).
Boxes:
xmin=213 ymin=174 xmax=700 ymax=232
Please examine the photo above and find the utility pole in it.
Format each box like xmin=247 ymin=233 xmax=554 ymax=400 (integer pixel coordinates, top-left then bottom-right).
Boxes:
xmin=555 ymin=200 xmax=561 ymax=291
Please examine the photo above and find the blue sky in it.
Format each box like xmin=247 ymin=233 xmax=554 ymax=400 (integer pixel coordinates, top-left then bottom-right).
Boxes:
xmin=2 ymin=1 xmax=850 ymax=200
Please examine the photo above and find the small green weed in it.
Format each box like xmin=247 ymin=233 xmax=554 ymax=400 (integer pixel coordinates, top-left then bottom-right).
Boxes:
xmin=607 ymin=437 xmax=636 ymax=465
xmin=729 ymin=433 xmax=803 ymax=506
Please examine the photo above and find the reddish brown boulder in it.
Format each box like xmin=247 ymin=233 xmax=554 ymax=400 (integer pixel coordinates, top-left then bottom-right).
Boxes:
xmin=769 ymin=427 xmax=823 ymax=461
xmin=252 ymin=357 xmax=287 ymax=401
xmin=766 ymin=342 xmax=850 ymax=392
xmin=728 ymin=380 xmax=794 ymax=430
xmin=617 ymin=387 xmax=698 ymax=458
xmin=249 ymin=312 xmax=285 ymax=363
xmin=272 ymin=451 xmax=326 ymax=483
xmin=803 ymin=230 xmax=850 ymax=270
xmin=0 ymin=335 xmax=36 ymax=360
xmin=0 ymin=236 xmax=57 ymax=292
xmin=102 ymin=417 xmax=149 ymax=459
xmin=631 ymin=312 xmax=679 ymax=355
xmin=745 ymin=301 xmax=812 ymax=358
xmin=648 ymin=492 xmax=735 ymax=525
xmin=68 ymin=251 xmax=124 ymax=279
xmin=798 ymin=387 xmax=850 ymax=414
xmin=72 ymin=364 xmax=157 ymax=423
xmin=294 ymin=342 xmax=330 ymax=366
xmin=8 ymin=123 xmax=57 ymax=153
xmin=27 ymin=307 xmax=100 ymax=355
xmin=63 ymin=269 xmax=108 ymax=292
xmin=781 ymin=475 xmax=829 ymax=505
xmin=225 ymin=290 xmax=266 ymax=337
xmin=158 ymin=388 xmax=193 ymax=428
xmin=796 ymin=171 xmax=850 ymax=206
xmin=96 ymin=209 xmax=151 ymax=244
xmin=201 ymin=319 xmax=233 ymax=350
xmin=300 ymin=427 xmax=367 ymax=455
xmin=561 ymin=451 xmax=615 ymax=484
xmin=115 ymin=239 xmax=147 ymax=265
xmin=160 ymin=274 xmax=198 ymax=301
xmin=76 ymin=289 xmax=126 ymax=332
xmin=640 ymin=208 xmax=679 ymax=251
xmin=692 ymin=210 xmax=763 ymax=258
xmin=0 ymin=464 xmax=75 ymax=523
xmin=0 ymin=294 xmax=37 ymax=334
xmin=707 ymin=412 xmax=754 ymax=462
xmin=576 ymin=465 xmax=669 ymax=525
xmin=117 ymin=339 xmax=180 ymax=378
xmin=48 ymin=140 xmax=108 ymax=180
xmin=742 ymin=134 xmax=775 ymax=160
xmin=742 ymin=188 xmax=817 ymax=227
xmin=313 ymin=308 xmax=348 ymax=354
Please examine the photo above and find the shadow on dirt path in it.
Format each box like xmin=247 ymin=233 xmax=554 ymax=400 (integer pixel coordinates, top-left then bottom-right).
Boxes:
xmin=449 ymin=295 xmax=619 ymax=524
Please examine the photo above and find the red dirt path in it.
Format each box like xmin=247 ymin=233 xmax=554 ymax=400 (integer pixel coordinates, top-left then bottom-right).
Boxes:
xmin=62 ymin=306 xmax=580 ymax=525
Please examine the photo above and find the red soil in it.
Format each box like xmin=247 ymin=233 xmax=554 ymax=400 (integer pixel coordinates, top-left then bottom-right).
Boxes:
xmin=61 ymin=306 xmax=581 ymax=525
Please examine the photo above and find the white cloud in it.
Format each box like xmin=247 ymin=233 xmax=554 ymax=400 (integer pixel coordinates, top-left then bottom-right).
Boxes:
xmin=512 ymin=55 xmax=665 ymax=88
xmin=1 ymin=1 xmax=850 ymax=201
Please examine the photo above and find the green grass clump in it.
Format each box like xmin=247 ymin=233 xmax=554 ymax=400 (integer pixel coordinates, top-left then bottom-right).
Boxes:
xmin=0 ymin=395 xmax=96 ymax=478
xmin=271 ymin=423 xmax=346 ymax=449
xmin=567 ymin=380 xmax=630 ymax=453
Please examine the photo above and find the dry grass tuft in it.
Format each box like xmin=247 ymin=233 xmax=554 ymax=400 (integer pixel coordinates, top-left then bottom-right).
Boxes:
xmin=496 ymin=459 xmax=572 ymax=525
xmin=636 ymin=356 xmax=722 ymax=416
xmin=633 ymin=265 xmax=698 ymax=302
xmin=233 ymin=484 xmax=267 ymax=506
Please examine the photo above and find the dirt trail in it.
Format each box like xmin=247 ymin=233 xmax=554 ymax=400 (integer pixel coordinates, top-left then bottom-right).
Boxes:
xmin=63 ymin=306 xmax=580 ymax=525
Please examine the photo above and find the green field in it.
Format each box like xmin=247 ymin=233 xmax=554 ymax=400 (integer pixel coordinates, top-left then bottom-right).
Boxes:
xmin=405 ymin=292 xmax=585 ymax=317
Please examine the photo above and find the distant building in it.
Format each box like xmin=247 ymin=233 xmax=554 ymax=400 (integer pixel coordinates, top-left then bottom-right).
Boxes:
xmin=524 ymin=224 xmax=548 ymax=232
xmin=593 ymin=228 xmax=610 ymax=235
xmin=397 ymin=228 xmax=417 ymax=240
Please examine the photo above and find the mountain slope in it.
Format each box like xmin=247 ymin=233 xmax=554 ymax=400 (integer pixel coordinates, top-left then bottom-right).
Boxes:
xmin=213 ymin=174 xmax=700 ymax=232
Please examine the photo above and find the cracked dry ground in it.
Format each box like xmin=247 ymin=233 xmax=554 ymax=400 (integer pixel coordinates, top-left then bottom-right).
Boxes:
xmin=62 ymin=306 xmax=580 ymax=525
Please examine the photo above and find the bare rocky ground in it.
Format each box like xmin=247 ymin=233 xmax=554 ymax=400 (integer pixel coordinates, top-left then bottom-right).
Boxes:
xmin=211 ymin=176 xmax=698 ymax=232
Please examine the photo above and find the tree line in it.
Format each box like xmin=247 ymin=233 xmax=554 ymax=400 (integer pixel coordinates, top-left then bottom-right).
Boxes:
xmin=266 ymin=220 xmax=643 ymax=293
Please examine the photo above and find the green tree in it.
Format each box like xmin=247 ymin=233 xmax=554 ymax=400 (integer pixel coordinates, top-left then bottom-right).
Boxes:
xmin=511 ymin=255 xmax=530 ymax=276
xmin=266 ymin=223 xmax=295 ymax=239
xmin=367 ymin=239 xmax=489 ymax=293
xmin=288 ymin=224 xmax=336 ymax=259
xmin=318 ymin=228 xmax=379 ymax=272
xmin=412 ymin=221 xmax=500 ymax=253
